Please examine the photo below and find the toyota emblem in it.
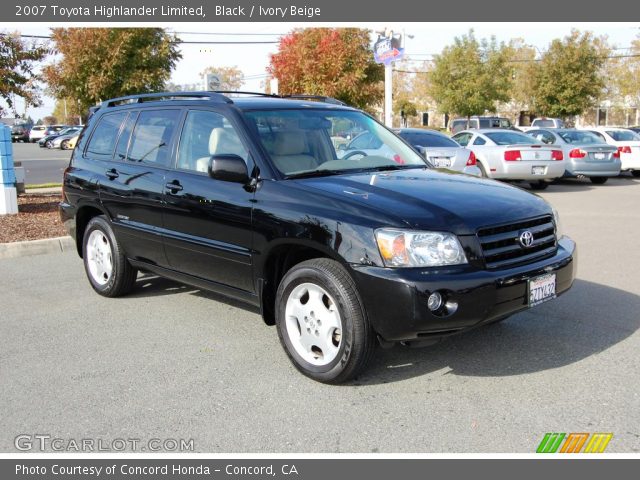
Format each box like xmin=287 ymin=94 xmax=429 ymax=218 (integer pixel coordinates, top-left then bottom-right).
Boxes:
xmin=519 ymin=230 xmax=534 ymax=248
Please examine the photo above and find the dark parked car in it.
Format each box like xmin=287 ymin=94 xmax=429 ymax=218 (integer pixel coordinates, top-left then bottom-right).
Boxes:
xmin=11 ymin=124 xmax=30 ymax=142
xmin=60 ymin=92 xmax=577 ymax=383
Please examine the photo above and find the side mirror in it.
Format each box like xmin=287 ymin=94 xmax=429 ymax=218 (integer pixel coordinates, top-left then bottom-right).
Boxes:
xmin=208 ymin=154 xmax=249 ymax=183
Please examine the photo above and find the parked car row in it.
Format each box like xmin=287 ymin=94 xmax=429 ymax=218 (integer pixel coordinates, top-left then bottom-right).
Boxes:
xmin=38 ymin=126 xmax=83 ymax=149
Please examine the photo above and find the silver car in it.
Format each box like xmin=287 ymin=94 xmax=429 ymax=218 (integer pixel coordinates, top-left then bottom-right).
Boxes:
xmin=394 ymin=128 xmax=481 ymax=176
xmin=452 ymin=129 xmax=566 ymax=190
xmin=526 ymin=129 xmax=620 ymax=184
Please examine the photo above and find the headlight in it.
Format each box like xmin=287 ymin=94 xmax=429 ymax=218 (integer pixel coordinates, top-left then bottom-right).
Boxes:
xmin=375 ymin=229 xmax=468 ymax=267
xmin=552 ymin=208 xmax=563 ymax=238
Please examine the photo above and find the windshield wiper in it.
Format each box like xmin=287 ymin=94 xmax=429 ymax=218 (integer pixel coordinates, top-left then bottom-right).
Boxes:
xmin=363 ymin=164 xmax=426 ymax=172
xmin=284 ymin=169 xmax=345 ymax=180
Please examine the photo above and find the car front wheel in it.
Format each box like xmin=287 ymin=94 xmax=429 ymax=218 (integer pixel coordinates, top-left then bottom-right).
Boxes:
xmin=82 ymin=216 xmax=137 ymax=297
xmin=632 ymin=170 xmax=640 ymax=178
xmin=275 ymin=258 xmax=375 ymax=384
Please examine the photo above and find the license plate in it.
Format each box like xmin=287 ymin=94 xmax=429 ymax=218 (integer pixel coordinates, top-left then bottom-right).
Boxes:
xmin=528 ymin=273 xmax=556 ymax=307
xmin=593 ymin=153 xmax=605 ymax=160
xmin=432 ymin=157 xmax=452 ymax=168
xmin=531 ymin=166 xmax=546 ymax=175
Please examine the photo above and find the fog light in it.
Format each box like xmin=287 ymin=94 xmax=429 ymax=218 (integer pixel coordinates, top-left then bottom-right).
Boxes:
xmin=427 ymin=292 xmax=443 ymax=311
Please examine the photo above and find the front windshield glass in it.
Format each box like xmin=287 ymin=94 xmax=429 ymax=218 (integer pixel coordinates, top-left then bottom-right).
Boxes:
xmin=558 ymin=131 xmax=603 ymax=144
xmin=485 ymin=131 xmax=538 ymax=145
xmin=244 ymin=109 xmax=427 ymax=177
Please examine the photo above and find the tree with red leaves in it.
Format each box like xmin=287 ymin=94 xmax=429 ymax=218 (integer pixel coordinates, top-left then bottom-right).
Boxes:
xmin=269 ymin=28 xmax=383 ymax=111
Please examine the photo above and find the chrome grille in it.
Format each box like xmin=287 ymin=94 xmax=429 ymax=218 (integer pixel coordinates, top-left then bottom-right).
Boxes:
xmin=477 ymin=215 xmax=557 ymax=269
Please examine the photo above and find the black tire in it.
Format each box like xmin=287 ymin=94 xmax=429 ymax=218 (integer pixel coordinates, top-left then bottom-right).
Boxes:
xmin=275 ymin=258 xmax=376 ymax=384
xmin=589 ymin=177 xmax=608 ymax=185
xmin=529 ymin=180 xmax=549 ymax=190
xmin=45 ymin=140 xmax=53 ymax=149
xmin=61 ymin=140 xmax=69 ymax=150
xmin=82 ymin=216 xmax=137 ymax=297
xmin=632 ymin=170 xmax=640 ymax=178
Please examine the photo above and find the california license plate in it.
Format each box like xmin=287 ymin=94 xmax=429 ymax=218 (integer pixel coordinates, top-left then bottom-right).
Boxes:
xmin=532 ymin=166 xmax=546 ymax=175
xmin=433 ymin=157 xmax=452 ymax=168
xmin=528 ymin=273 xmax=556 ymax=307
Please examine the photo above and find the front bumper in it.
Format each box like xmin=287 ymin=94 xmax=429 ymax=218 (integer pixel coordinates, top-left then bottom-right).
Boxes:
xmin=350 ymin=236 xmax=576 ymax=343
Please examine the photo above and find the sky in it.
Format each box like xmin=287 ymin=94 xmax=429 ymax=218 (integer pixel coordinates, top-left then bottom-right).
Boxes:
xmin=3 ymin=22 xmax=639 ymax=122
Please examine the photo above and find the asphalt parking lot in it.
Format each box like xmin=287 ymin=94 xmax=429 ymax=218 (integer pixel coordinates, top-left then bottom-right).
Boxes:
xmin=12 ymin=142 xmax=71 ymax=185
xmin=1 ymin=175 xmax=639 ymax=453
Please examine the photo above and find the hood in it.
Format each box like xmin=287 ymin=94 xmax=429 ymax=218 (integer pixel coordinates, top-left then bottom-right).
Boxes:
xmin=295 ymin=168 xmax=551 ymax=235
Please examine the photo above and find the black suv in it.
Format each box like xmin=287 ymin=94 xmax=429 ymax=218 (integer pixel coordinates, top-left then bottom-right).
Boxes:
xmin=60 ymin=92 xmax=576 ymax=383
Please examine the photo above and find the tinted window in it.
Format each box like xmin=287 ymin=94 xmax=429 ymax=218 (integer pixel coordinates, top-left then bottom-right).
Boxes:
xmin=473 ymin=136 xmax=486 ymax=146
xmin=557 ymin=131 xmax=602 ymax=145
xmin=127 ymin=110 xmax=180 ymax=166
xmin=114 ymin=112 xmax=138 ymax=161
xmin=453 ymin=132 xmax=472 ymax=147
xmin=402 ymin=132 xmax=459 ymax=148
xmin=533 ymin=119 xmax=556 ymax=128
xmin=485 ymin=131 xmax=538 ymax=145
xmin=588 ymin=131 xmax=607 ymax=142
xmin=86 ymin=112 xmax=127 ymax=159
xmin=177 ymin=110 xmax=248 ymax=173
xmin=529 ymin=131 xmax=556 ymax=144
xmin=606 ymin=130 xmax=639 ymax=142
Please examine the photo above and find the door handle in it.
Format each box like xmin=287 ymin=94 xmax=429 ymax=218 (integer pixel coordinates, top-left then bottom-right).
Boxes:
xmin=105 ymin=168 xmax=119 ymax=180
xmin=165 ymin=180 xmax=183 ymax=193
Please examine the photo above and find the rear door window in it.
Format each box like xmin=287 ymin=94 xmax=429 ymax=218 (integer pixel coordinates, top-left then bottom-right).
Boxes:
xmin=85 ymin=112 xmax=128 ymax=159
xmin=127 ymin=109 xmax=181 ymax=167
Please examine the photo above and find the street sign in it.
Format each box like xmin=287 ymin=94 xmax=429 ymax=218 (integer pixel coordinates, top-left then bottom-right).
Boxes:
xmin=204 ymin=73 xmax=221 ymax=91
xmin=374 ymin=32 xmax=405 ymax=65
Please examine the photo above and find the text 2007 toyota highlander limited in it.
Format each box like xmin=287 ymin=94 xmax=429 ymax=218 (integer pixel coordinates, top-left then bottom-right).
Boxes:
xmin=60 ymin=92 xmax=576 ymax=383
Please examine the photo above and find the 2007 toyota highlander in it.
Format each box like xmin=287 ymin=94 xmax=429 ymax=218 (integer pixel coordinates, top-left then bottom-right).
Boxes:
xmin=60 ymin=92 xmax=576 ymax=383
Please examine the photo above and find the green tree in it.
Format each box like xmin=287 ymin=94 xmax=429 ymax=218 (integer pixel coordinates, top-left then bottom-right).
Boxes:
xmin=0 ymin=31 xmax=48 ymax=116
xmin=44 ymin=28 xmax=181 ymax=116
xmin=269 ymin=28 xmax=383 ymax=111
xmin=430 ymin=30 xmax=512 ymax=123
xmin=610 ymin=34 xmax=640 ymax=124
xmin=200 ymin=65 xmax=244 ymax=91
xmin=503 ymin=39 xmax=539 ymax=119
xmin=531 ymin=30 xmax=607 ymax=118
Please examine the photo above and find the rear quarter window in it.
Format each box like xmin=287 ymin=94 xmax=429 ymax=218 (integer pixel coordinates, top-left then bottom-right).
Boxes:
xmin=85 ymin=112 xmax=128 ymax=159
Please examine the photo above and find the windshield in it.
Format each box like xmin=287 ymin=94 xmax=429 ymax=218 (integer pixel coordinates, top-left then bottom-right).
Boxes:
xmin=244 ymin=109 xmax=427 ymax=177
xmin=400 ymin=131 xmax=459 ymax=148
xmin=606 ymin=130 xmax=639 ymax=142
xmin=558 ymin=131 xmax=603 ymax=144
xmin=534 ymin=119 xmax=562 ymax=128
xmin=485 ymin=131 xmax=538 ymax=145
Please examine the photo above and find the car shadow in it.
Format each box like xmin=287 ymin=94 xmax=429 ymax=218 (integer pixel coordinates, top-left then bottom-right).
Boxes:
xmin=351 ymin=279 xmax=640 ymax=385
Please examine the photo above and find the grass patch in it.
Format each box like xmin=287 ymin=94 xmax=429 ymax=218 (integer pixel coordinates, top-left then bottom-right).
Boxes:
xmin=25 ymin=183 xmax=63 ymax=189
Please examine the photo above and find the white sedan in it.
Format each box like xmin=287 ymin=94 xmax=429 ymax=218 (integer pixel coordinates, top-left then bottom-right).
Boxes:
xmin=579 ymin=127 xmax=640 ymax=177
xmin=452 ymin=129 xmax=566 ymax=190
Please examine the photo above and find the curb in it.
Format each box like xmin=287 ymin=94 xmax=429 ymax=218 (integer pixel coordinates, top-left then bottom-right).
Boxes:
xmin=0 ymin=236 xmax=75 ymax=260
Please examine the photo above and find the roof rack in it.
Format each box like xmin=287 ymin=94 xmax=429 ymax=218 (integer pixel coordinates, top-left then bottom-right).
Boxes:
xmin=213 ymin=91 xmax=280 ymax=98
xmin=101 ymin=91 xmax=232 ymax=108
xmin=281 ymin=95 xmax=346 ymax=106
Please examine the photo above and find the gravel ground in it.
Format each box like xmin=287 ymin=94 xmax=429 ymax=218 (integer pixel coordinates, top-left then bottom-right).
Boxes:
xmin=0 ymin=194 xmax=65 ymax=243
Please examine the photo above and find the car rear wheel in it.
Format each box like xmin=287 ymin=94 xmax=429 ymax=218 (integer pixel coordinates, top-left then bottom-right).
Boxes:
xmin=275 ymin=258 xmax=375 ymax=384
xmin=632 ymin=170 xmax=640 ymax=178
xmin=529 ymin=180 xmax=549 ymax=190
xmin=82 ymin=216 xmax=137 ymax=297
xmin=589 ymin=177 xmax=608 ymax=185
